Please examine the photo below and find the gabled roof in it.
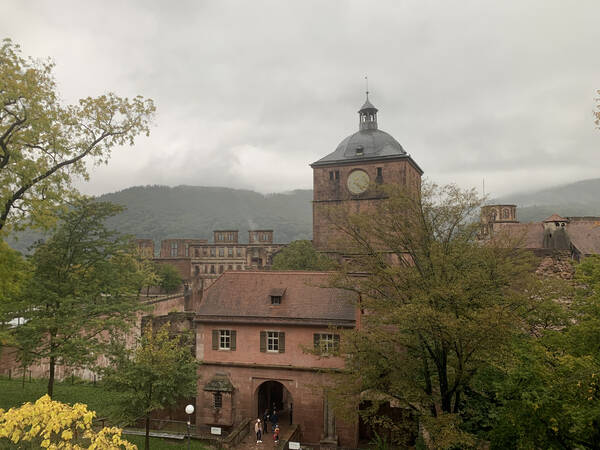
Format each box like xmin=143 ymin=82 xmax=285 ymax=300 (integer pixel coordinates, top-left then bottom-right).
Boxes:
xmin=196 ymin=271 xmax=356 ymax=325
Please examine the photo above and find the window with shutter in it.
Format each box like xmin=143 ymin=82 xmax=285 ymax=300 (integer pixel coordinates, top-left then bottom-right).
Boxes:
xmin=212 ymin=330 xmax=218 ymax=350
xmin=219 ymin=330 xmax=231 ymax=349
xmin=267 ymin=331 xmax=279 ymax=352
xmin=231 ymin=330 xmax=237 ymax=351
xmin=279 ymin=332 xmax=285 ymax=353
xmin=260 ymin=331 xmax=266 ymax=352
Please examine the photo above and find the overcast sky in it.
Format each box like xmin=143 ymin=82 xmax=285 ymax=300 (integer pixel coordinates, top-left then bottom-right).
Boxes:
xmin=2 ymin=0 xmax=599 ymax=198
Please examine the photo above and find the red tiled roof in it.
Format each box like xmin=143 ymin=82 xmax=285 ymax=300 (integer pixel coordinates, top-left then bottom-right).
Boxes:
xmin=197 ymin=271 xmax=357 ymax=324
xmin=543 ymin=214 xmax=568 ymax=223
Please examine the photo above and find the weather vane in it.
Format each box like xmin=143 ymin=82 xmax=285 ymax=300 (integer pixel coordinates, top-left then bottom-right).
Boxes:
xmin=365 ymin=75 xmax=369 ymax=99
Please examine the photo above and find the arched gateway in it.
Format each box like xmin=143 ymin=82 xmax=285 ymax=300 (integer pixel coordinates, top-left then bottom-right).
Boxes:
xmin=256 ymin=380 xmax=292 ymax=420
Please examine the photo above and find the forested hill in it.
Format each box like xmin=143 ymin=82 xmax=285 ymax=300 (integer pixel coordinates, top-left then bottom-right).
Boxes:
xmin=494 ymin=178 xmax=600 ymax=222
xmin=8 ymin=185 xmax=313 ymax=253
xmin=100 ymin=185 xmax=313 ymax=243
xmin=8 ymin=179 xmax=600 ymax=254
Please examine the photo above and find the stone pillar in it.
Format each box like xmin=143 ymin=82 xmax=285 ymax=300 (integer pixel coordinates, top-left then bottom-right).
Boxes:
xmin=320 ymin=395 xmax=338 ymax=447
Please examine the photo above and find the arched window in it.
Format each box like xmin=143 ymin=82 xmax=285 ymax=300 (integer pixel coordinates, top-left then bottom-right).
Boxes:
xmin=502 ymin=209 xmax=509 ymax=219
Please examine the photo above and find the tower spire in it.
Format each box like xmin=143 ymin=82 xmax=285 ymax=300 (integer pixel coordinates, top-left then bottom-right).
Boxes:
xmin=358 ymin=78 xmax=378 ymax=131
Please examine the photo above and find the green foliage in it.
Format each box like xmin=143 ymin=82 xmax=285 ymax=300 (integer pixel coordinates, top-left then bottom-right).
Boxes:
xmin=6 ymin=198 xmax=153 ymax=397
xmin=272 ymin=240 xmax=335 ymax=271
xmin=0 ymin=240 xmax=29 ymax=345
xmin=479 ymin=257 xmax=600 ymax=448
xmin=102 ymin=323 xmax=198 ymax=450
xmin=121 ymin=435 xmax=207 ymax=449
xmin=156 ymin=264 xmax=183 ymax=293
xmin=0 ymin=377 xmax=121 ymax=420
xmin=0 ymin=39 xmax=155 ymax=233
xmin=329 ymin=182 xmax=560 ymax=447
xmin=9 ymin=186 xmax=314 ymax=254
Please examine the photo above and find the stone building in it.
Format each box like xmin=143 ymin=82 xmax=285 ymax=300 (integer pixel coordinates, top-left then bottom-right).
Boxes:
xmin=480 ymin=205 xmax=600 ymax=261
xmin=311 ymin=95 xmax=423 ymax=251
xmin=194 ymin=271 xmax=357 ymax=447
xmin=136 ymin=230 xmax=285 ymax=292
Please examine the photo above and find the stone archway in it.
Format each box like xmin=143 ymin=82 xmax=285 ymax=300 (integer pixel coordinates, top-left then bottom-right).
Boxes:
xmin=256 ymin=380 xmax=293 ymax=424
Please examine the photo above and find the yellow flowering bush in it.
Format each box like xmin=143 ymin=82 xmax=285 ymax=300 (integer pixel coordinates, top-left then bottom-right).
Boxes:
xmin=0 ymin=395 xmax=136 ymax=449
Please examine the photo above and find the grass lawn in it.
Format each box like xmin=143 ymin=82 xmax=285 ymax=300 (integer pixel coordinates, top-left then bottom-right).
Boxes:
xmin=0 ymin=377 xmax=211 ymax=449
xmin=0 ymin=376 xmax=120 ymax=418
xmin=123 ymin=434 xmax=209 ymax=449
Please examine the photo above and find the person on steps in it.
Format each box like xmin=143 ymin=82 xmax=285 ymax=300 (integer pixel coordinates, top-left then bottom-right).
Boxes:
xmin=255 ymin=418 xmax=262 ymax=443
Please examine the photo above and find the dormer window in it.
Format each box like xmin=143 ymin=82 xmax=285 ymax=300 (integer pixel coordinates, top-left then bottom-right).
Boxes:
xmin=356 ymin=146 xmax=364 ymax=156
xmin=269 ymin=288 xmax=286 ymax=305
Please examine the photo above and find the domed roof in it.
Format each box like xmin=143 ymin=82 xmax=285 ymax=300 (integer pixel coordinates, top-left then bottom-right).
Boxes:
xmin=312 ymin=129 xmax=406 ymax=166
xmin=310 ymin=94 xmax=422 ymax=173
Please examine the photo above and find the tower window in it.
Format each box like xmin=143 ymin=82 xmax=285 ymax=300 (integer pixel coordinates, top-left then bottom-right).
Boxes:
xmin=329 ymin=171 xmax=334 ymax=180
xmin=377 ymin=167 xmax=383 ymax=178
xmin=335 ymin=170 xmax=339 ymax=180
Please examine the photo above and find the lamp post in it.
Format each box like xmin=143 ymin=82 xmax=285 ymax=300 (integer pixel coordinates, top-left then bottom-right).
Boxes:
xmin=185 ymin=404 xmax=194 ymax=450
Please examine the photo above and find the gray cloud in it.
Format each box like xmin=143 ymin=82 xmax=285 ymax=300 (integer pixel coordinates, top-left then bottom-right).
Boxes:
xmin=2 ymin=0 xmax=599 ymax=199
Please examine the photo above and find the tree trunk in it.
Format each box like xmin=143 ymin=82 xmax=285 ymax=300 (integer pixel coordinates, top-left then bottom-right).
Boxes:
xmin=48 ymin=355 xmax=55 ymax=398
xmin=453 ymin=389 xmax=461 ymax=413
xmin=437 ymin=350 xmax=452 ymax=413
xmin=145 ymin=414 xmax=150 ymax=450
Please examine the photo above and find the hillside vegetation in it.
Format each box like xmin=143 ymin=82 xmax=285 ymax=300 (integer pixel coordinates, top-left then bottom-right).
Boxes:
xmin=8 ymin=179 xmax=600 ymax=254
xmin=8 ymin=185 xmax=313 ymax=253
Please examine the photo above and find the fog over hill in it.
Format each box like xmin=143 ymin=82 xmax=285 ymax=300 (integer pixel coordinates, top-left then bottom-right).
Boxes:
xmin=8 ymin=179 xmax=600 ymax=254
xmin=494 ymin=178 xmax=600 ymax=222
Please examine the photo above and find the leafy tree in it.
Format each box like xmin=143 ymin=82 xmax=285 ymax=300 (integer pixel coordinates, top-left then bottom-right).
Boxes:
xmin=486 ymin=256 xmax=600 ymax=448
xmin=7 ymin=198 xmax=153 ymax=397
xmin=102 ymin=323 xmax=198 ymax=450
xmin=272 ymin=239 xmax=335 ymax=271
xmin=328 ymin=183 xmax=555 ymax=447
xmin=0 ymin=394 xmax=135 ymax=449
xmin=156 ymin=263 xmax=183 ymax=293
xmin=0 ymin=39 xmax=155 ymax=233
xmin=0 ymin=240 xmax=29 ymax=346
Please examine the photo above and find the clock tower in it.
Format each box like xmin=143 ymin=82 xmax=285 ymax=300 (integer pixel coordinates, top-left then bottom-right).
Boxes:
xmin=310 ymin=94 xmax=424 ymax=251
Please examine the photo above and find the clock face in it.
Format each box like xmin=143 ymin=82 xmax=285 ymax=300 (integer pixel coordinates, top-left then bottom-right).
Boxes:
xmin=347 ymin=170 xmax=370 ymax=194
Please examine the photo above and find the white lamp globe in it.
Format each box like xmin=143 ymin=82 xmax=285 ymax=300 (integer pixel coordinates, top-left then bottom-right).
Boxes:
xmin=185 ymin=404 xmax=195 ymax=415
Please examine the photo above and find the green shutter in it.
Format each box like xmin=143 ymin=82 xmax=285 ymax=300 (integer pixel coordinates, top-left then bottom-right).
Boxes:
xmin=314 ymin=334 xmax=320 ymax=351
xmin=279 ymin=332 xmax=285 ymax=353
xmin=260 ymin=331 xmax=266 ymax=352
xmin=231 ymin=330 xmax=237 ymax=351
xmin=334 ymin=334 xmax=340 ymax=352
xmin=212 ymin=330 xmax=218 ymax=350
